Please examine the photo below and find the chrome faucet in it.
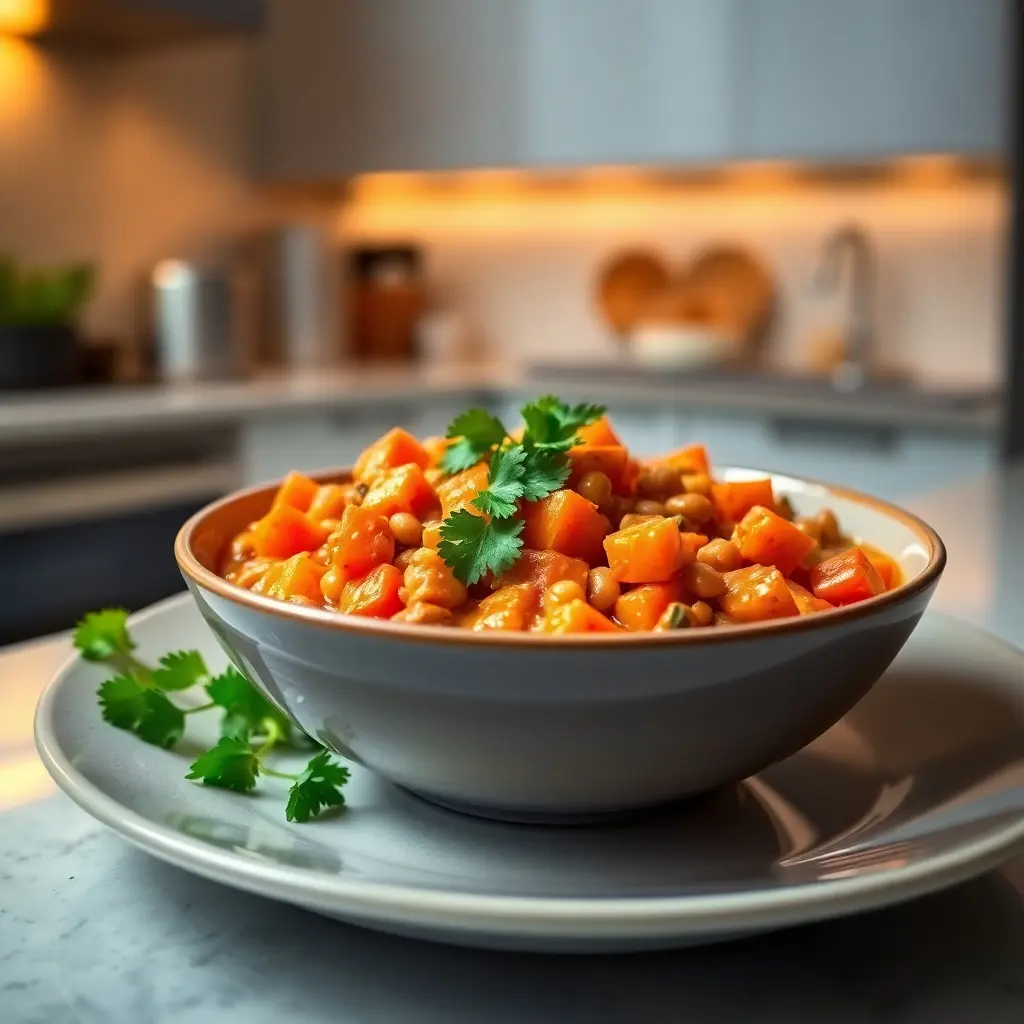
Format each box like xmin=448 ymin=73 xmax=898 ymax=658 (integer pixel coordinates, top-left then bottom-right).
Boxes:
xmin=813 ymin=224 xmax=876 ymax=392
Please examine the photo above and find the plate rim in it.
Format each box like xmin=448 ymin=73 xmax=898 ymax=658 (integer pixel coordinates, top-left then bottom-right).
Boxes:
xmin=34 ymin=594 xmax=1024 ymax=941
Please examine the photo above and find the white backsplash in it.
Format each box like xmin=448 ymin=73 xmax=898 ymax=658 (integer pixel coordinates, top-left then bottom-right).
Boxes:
xmin=340 ymin=176 xmax=1007 ymax=389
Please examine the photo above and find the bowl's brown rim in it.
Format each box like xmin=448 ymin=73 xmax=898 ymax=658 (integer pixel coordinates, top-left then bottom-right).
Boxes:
xmin=175 ymin=465 xmax=947 ymax=649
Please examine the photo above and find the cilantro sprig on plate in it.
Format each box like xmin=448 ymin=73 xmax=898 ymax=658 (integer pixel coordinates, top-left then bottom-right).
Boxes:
xmin=437 ymin=395 xmax=605 ymax=585
xmin=73 ymin=609 xmax=348 ymax=823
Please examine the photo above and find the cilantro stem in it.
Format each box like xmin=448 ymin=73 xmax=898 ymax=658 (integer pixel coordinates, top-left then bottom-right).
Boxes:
xmin=260 ymin=766 xmax=299 ymax=781
xmin=184 ymin=701 xmax=216 ymax=715
xmin=111 ymin=652 xmax=155 ymax=685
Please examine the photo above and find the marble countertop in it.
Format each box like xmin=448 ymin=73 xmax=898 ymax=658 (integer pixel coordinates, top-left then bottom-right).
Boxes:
xmin=3 ymin=467 xmax=1024 ymax=1022
xmin=0 ymin=360 xmax=1000 ymax=447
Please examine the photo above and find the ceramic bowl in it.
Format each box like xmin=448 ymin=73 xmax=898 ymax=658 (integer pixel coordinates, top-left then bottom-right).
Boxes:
xmin=175 ymin=467 xmax=945 ymax=823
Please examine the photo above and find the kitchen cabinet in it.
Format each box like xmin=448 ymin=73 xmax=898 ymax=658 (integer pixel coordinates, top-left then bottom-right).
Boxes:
xmin=740 ymin=0 xmax=1009 ymax=160
xmin=262 ymin=0 xmax=1007 ymax=180
xmin=262 ymin=0 xmax=523 ymax=180
xmin=521 ymin=0 xmax=736 ymax=167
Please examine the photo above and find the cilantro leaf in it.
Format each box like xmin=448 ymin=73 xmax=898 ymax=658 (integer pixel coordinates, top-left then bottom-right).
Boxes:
xmin=186 ymin=736 xmax=260 ymax=792
xmin=73 ymin=609 xmax=134 ymax=662
xmin=471 ymin=445 xmax=526 ymax=518
xmin=99 ymin=675 xmax=184 ymax=749
xmin=285 ymin=750 xmax=350 ymax=822
xmin=98 ymin=674 xmax=147 ymax=729
xmin=441 ymin=408 xmax=507 ymax=473
xmin=519 ymin=396 xmax=605 ymax=450
xmin=519 ymin=448 xmax=572 ymax=501
xmin=206 ymin=666 xmax=292 ymax=743
xmin=437 ymin=508 xmax=525 ymax=585
xmin=152 ymin=650 xmax=208 ymax=692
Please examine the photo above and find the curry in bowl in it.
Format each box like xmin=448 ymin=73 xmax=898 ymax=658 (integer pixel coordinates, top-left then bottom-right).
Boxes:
xmin=218 ymin=397 xmax=902 ymax=634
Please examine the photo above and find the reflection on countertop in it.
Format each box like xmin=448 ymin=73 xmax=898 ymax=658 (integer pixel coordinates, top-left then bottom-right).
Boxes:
xmin=0 ymin=359 xmax=1003 ymax=446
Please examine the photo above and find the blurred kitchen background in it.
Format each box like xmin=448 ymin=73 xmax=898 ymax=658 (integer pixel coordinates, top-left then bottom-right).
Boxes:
xmin=0 ymin=0 xmax=1016 ymax=641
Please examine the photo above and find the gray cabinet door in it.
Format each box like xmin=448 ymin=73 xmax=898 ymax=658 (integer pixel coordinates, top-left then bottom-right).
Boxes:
xmin=740 ymin=0 xmax=1008 ymax=161
xmin=261 ymin=0 xmax=523 ymax=179
xmin=522 ymin=0 xmax=737 ymax=167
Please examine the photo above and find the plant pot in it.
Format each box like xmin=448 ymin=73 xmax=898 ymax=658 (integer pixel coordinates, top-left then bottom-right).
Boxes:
xmin=0 ymin=324 xmax=80 ymax=390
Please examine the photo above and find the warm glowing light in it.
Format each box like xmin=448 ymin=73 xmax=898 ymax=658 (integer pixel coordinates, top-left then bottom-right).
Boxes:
xmin=0 ymin=756 xmax=54 ymax=811
xmin=0 ymin=35 xmax=48 ymax=121
xmin=0 ymin=0 xmax=48 ymax=36
xmin=890 ymin=154 xmax=966 ymax=187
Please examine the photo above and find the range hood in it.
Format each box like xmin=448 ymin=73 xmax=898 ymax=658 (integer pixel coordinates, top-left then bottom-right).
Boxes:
xmin=11 ymin=0 xmax=263 ymax=50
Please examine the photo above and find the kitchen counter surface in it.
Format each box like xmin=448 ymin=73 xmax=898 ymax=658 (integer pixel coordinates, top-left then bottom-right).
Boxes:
xmin=2 ymin=466 xmax=1024 ymax=1023
xmin=0 ymin=360 xmax=1001 ymax=447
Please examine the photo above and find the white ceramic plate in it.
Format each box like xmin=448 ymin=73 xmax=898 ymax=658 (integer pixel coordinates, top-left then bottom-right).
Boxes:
xmin=35 ymin=594 xmax=1024 ymax=952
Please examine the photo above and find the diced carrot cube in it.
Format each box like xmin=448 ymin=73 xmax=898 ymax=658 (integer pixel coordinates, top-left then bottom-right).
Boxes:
xmin=353 ymin=428 xmax=430 ymax=483
xmin=862 ymin=545 xmax=902 ymax=590
xmin=613 ymin=579 xmax=686 ymax=631
xmin=421 ymin=435 xmax=450 ymax=467
xmin=521 ymin=489 xmax=610 ymax=564
xmin=711 ymin=478 xmax=775 ymax=523
xmin=361 ymin=463 xmax=438 ymax=520
xmin=272 ymin=471 xmax=320 ymax=512
xmin=576 ymin=415 xmax=622 ymax=447
xmin=307 ymin=483 xmax=350 ymax=522
xmin=436 ymin=463 xmax=489 ymax=518
xmin=810 ymin=547 xmax=886 ymax=606
xmin=461 ymin=584 xmax=539 ymax=631
xmin=567 ymin=445 xmax=636 ymax=494
xmin=720 ymin=565 xmax=800 ymax=622
xmin=263 ymin=552 xmax=326 ymax=603
xmin=541 ymin=598 xmax=620 ymax=633
xmin=495 ymin=549 xmax=590 ymax=592
xmin=604 ymin=517 xmax=686 ymax=583
xmin=251 ymin=505 xmax=328 ymax=559
xmin=785 ymin=579 xmax=834 ymax=615
xmin=733 ymin=504 xmax=817 ymax=576
xmin=659 ymin=444 xmax=710 ymax=475
xmin=327 ymin=505 xmax=395 ymax=580
xmin=340 ymin=563 xmax=405 ymax=618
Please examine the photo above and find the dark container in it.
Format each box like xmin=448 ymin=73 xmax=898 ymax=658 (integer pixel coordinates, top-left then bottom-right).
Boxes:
xmin=0 ymin=324 xmax=79 ymax=390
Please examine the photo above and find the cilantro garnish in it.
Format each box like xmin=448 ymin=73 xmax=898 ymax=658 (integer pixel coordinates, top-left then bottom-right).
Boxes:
xmin=73 ymin=610 xmax=348 ymax=822
xmin=436 ymin=396 xmax=605 ymax=584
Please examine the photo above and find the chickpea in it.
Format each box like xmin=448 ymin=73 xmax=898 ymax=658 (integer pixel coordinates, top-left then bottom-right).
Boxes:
xmin=684 ymin=560 xmax=726 ymax=600
xmin=228 ymin=558 xmax=275 ymax=589
xmin=690 ymin=600 xmax=714 ymax=627
xmin=542 ymin=579 xmax=587 ymax=614
xmin=634 ymin=499 xmax=667 ymax=517
xmin=320 ymin=565 xmax=345 ymax=605
xmin=795 ymin=517 xmax=823 ymax=543
xmin=664 ymin=492 xmax=714 ymax=523
xmin=403 ymin=549 xmax=468 ymax=609
xmin=637 ymin=463 xmax=682 ymax=499
xmin=681 ymin=472 xmax=712 ymax=497
xmin=576 ymin=470 xmax=613 ymax=509
xmin=587 ymin=567 xmax=620 ymax=612
xmin=654 ymin=602 xmax=694 ymax=630
xmin=619 ymin=513 xmax=663 ymax=530
xmin=697 ymin=538 xmax=743 ymax=574
xmin=816 ymin=508 xmax=841 ymax=546
xmin=388 ymin=512 xmax=423 ymax=548
xmin=392 ymin=602 xmax=453 ymax=625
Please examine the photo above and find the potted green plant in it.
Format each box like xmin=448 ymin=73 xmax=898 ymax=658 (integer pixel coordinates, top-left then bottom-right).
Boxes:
xmin=0 ymin=257 xmax=95 ymax=390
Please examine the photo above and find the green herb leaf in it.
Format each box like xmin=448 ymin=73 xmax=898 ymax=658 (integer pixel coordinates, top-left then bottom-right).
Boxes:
xmin=519 ymin=447 xmax=572 ymax=502
xmin=99 ymin=675 xmax=185 ymax=748
xmin=73 ymin=609 xmax=134 ymax=662
xmin=186 ymin=736 xmax=260 ymax=793
xmin=285 ymin=750 xmax=350 ymax=822
xmin=206 ymin=666 xmax=292 ymax=743
xmin=437 ymin=508 xmax=525 ymax=585
xmin=152 ymin=650 xmax=209 ymax=692
xmin=471 ymin=445 xmax=526 ymax=518
xmin=520 ymin=396 xmax=605 ymax=450
xmin=441 ymin=408 xmax=508 ymax=473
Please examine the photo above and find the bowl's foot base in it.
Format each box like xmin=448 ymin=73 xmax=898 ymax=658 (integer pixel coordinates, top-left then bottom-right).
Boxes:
xmin=399 ymin=786 xmax=708 ymax=826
